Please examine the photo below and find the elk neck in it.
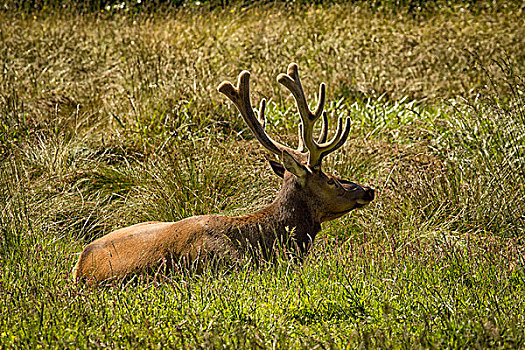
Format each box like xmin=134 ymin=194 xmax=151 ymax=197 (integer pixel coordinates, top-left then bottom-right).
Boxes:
xmin=230 ymin=175 xmax=321 ymax=255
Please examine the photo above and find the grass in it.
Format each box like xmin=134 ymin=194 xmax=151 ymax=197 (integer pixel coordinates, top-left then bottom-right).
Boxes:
xmin=1 ymin=1 xmax=525 ymax=348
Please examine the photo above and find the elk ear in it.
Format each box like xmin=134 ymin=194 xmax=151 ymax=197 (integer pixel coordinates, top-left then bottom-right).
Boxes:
xmin=281 ymin=150 xmax=308 ymax=179
xmin=269 ymin=160 xmax=285 ymax=178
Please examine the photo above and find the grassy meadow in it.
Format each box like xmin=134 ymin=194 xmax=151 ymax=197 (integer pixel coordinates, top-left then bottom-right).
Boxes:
xmin=1 ymin=1 xmax=525 ymax=348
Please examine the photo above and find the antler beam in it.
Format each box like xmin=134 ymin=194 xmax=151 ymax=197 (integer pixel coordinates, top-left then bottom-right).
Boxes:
xmin=277 ymin=63 xmax=351 ymax=170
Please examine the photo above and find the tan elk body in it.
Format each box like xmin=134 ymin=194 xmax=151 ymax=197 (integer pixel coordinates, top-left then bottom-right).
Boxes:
xmin=72 ymin=64 xmax=374 ymax=281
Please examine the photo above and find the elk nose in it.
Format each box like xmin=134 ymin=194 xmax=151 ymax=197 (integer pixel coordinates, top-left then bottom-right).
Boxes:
xmin=364 ymin=187 xmax=375 ymax=201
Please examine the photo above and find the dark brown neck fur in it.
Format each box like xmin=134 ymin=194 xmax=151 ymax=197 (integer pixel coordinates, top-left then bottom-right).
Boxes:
xmin=224 ymin=176 xmax=321 ymax=256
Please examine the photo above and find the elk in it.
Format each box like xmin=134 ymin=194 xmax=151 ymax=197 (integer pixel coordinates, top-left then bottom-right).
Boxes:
xmin=72 ymin=63 xmax=375 ymax=281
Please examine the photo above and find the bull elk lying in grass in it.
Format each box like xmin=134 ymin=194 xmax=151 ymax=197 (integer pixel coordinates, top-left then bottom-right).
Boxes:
xmin=73 ymin=63 xmax=375 ymax=282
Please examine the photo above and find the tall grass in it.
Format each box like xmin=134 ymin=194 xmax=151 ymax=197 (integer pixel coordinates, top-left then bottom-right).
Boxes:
xmin=1 ymin=1 xmax=525 ymax=348
xmin=429 ymin=57 xmax=525 ymax=236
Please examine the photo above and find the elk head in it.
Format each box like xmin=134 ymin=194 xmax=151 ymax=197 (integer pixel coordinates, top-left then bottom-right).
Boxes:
xmin=218 ymin=63 xmax=374 ymax=224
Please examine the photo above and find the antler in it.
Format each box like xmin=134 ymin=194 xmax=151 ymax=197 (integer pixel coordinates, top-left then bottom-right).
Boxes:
xmin=277 ymin=63 xmax=351 ymax=170
xmin=218 ymin=70 xmax=308 ymax=164
xmin=218 ymin=63 xmax=350 ymax=171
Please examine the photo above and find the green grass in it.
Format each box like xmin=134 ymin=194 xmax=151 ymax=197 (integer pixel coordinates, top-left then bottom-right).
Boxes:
xmin=1 ymin=1 xmax=525 ymax=348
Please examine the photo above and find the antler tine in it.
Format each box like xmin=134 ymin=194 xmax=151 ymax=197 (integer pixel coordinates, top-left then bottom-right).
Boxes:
xmin=317 ymin=112 xmax=328 ymax=144
xmin=315 ymin=117 xmax=351 ymax=165
xmin=218 ymin=70 xmax=306 ymax=162
xmin=258 ymin=99 xmax=267 ymax=129
xmin=313 ymin=83 xmax=326 ymax=120
xmin=297 ymin=123 xmax=306 ymax=152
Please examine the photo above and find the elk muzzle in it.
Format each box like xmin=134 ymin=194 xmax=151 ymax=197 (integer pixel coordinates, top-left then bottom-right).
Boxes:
xmin=340 ymin=180 xmax=375 ymax=207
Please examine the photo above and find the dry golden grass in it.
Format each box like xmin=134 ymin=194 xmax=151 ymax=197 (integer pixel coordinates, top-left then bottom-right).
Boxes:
xmin=1 ymin=3 xmax=523 ymax=137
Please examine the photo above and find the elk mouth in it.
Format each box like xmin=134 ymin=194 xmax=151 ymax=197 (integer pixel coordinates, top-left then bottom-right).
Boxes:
xmin=353 ymin=201 xmax=369 ymax=209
